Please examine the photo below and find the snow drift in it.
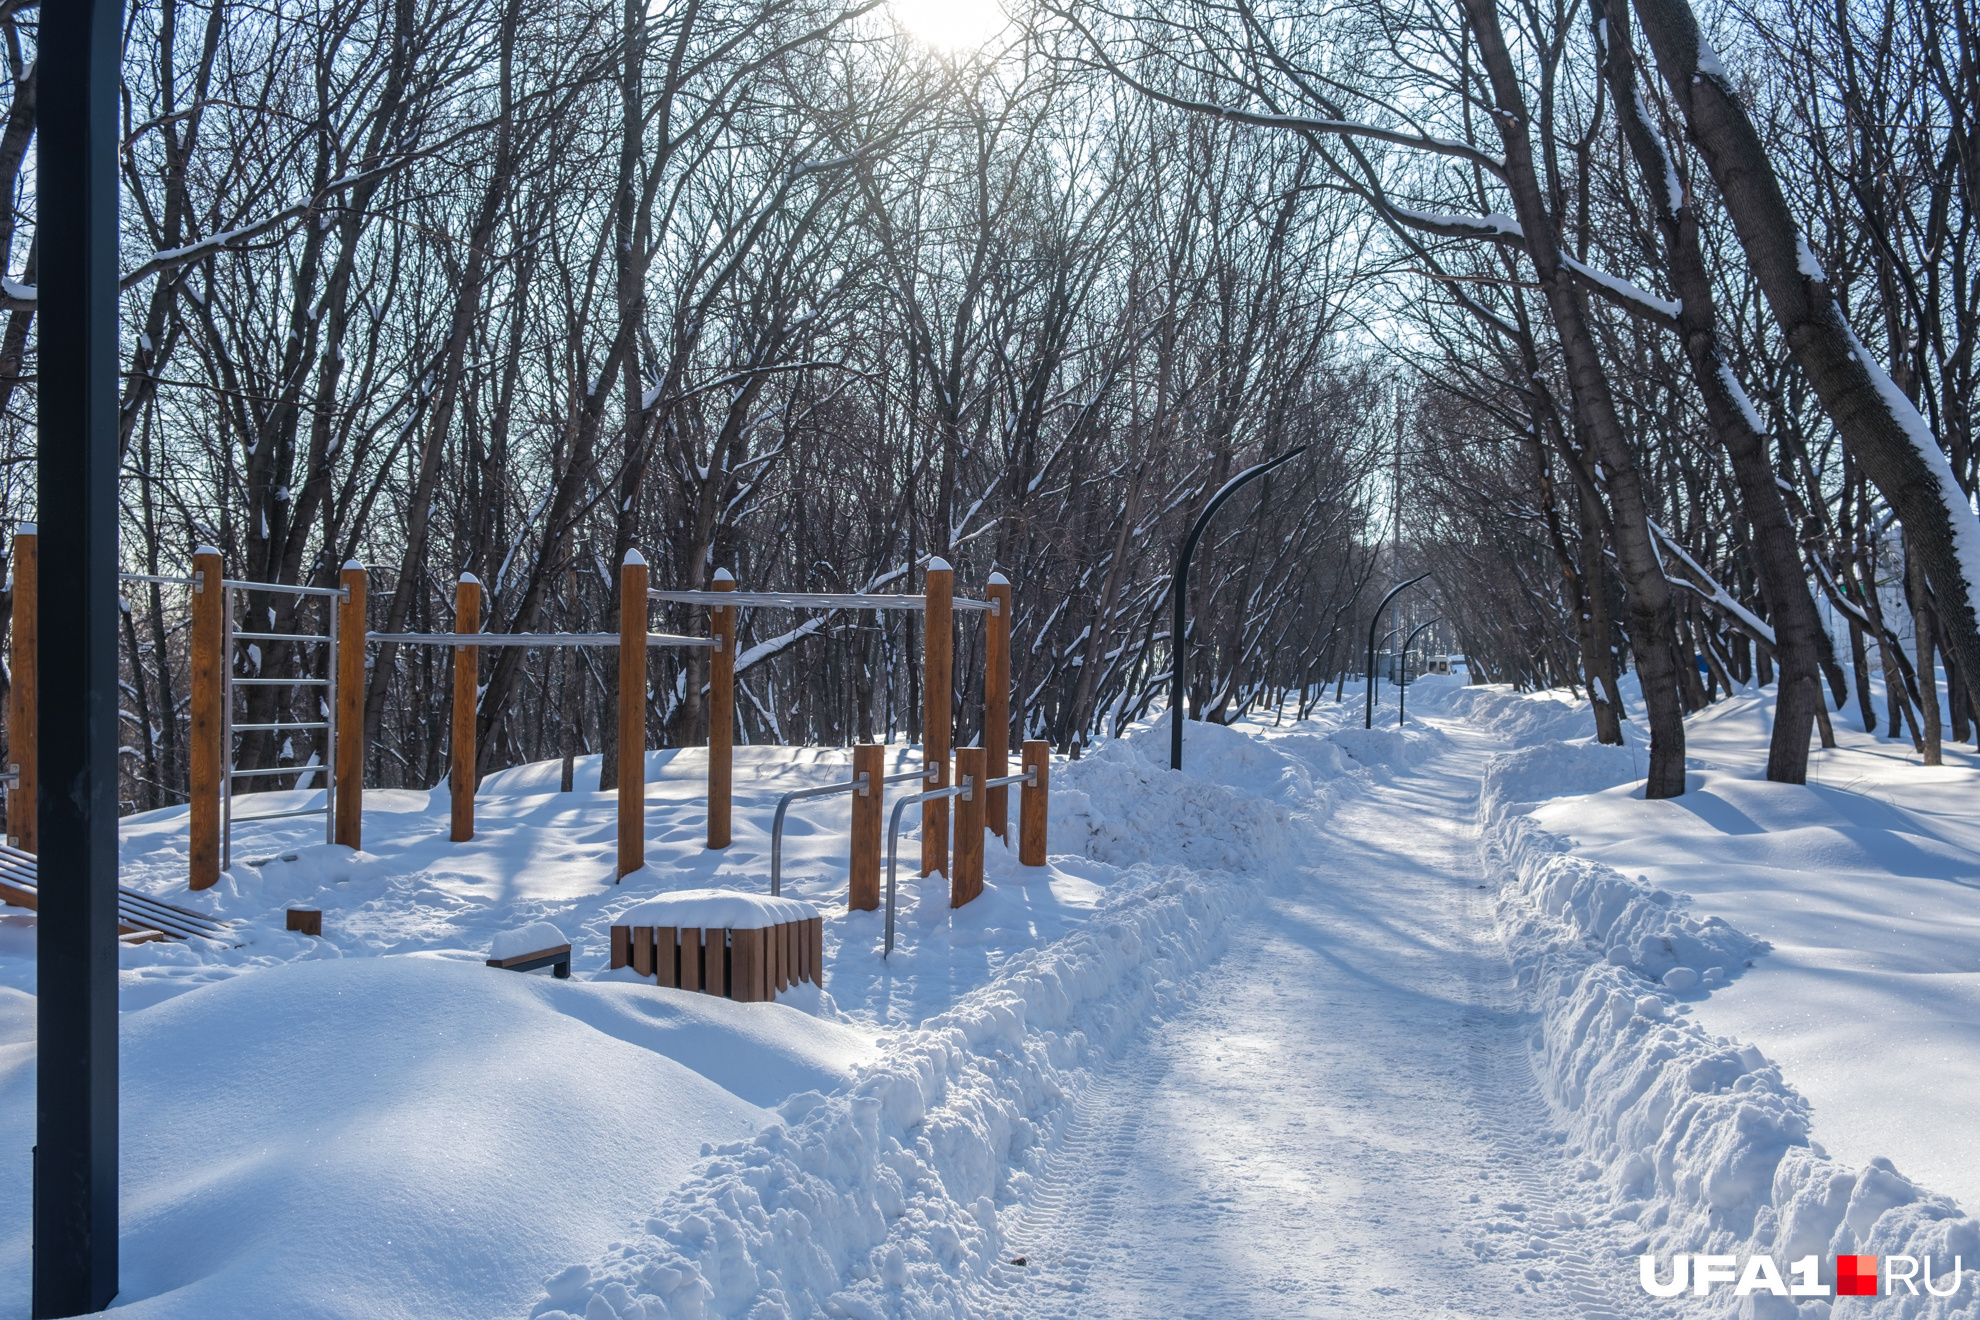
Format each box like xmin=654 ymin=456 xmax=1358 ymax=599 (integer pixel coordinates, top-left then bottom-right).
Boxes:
xmin=1480 ymin=736 xmax=1980 ymax=1317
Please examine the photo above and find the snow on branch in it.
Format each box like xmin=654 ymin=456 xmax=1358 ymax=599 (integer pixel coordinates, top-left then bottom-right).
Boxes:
xmin=1647 ymin=518 xmax=1775 ymax=644
xmin=1558 ymin=252 xmax=1681 ymax=325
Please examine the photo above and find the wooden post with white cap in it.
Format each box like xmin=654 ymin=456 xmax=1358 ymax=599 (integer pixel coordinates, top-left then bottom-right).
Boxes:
xmin=335 ymin=560 xmax=366 ymax=848
xmin=922 ymin=557 xmax=953 ymax=878
xmin=618 ymin=550 xmax=648 ymax=879
xmin=984 ymin=571 xmax=1011 ymax=840
xmin=708 ymin=567 xmax=736 ymax=849
xmin=450 ymin=573 xmax=480 ymax=842
xmin=189 ymin=544 xmax=224 ymax=888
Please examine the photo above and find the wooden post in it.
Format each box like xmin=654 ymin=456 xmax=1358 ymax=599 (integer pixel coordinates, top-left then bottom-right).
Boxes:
xmin=985 ymin=572 xmax=1011 ymax=841
xmin=708 ymin=567 xmax=736 ymax=849
xmin=953 ymin=746 xmax=985 ymax=906
xmin=451 ymin=573 xmax=480 ymax=843
xmin=618 ymin=551 xmax=648 ymax=879
xmin=732 ymin=926 xmax=764 ymax=1002
xmin=335 ymin=561 xmax=365 ymax=848
xmin=6 ymin=525 xmax=34 ymax=852
xmin=850 ymin=743 xmax=882 ymax=910
xmin=655 ymin=925 xmax=678 ymax=987
xmin=922 ymin=557 xmax=953 ymax=878
xmin=189 ymin=545 xmax=225 ymax=889
xmin=610 ymin=925 xmax=630 ymax=970
xmin=631 ymin=926 xmax=654 ymax=977
xmin=704 ymin=929 xmax=727 ymax=997
xmin=679 ymin=926 xmax=703 ymax=992
xmin=1020 ymin=739 xmax=1049 ymax=866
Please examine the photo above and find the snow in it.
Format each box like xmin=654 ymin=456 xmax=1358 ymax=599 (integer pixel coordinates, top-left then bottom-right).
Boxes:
xmin=616 ymin=889 xmax=816 ymax=930
xmin=491 ymin=920 xmax=570 ymax=959
xmin=1560 ymin=251 xmax=1682 ymax=319
xmin=624 ymin=549 xmax=646 ymax=567
xmin=712 ymin=567 xmax=734 ymax=584
xmin=458 ymin=570 xmax=482 ymax=586
xmin=6 ymin=673 xmax=1980 ymax=1316
xmin=925 ymin=556 xmax=952 ymax=573
xmin=1435 ymin=673 xmax=1980 ymax=1313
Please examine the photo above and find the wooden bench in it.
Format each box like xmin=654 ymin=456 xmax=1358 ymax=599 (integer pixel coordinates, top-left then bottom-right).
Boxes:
xmin=610 ymin=890 xmax=822 ymax=1003
xmin=485 ymin=943 xmax=572 ymax=978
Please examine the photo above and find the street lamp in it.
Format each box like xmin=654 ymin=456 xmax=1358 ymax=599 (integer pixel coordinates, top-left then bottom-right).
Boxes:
xmin=1169 ymin=447 xmax=1306 ymax=770
xmin=1365 ymin=573 xmax=1430 ymax=729
xmin=1397 ymin=617 xmax=1441 ymax=726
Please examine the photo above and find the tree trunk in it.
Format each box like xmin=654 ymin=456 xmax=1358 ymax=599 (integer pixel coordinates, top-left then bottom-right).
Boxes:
xmin=1462 ymin=0 xmax=1687 ymax=795
xmin=1634 ymin=0 xmax=1980 ymax=714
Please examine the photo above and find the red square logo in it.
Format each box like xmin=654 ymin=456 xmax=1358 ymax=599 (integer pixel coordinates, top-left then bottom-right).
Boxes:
xmin=1837 ymin=1255 xmax=1877 ymax=1296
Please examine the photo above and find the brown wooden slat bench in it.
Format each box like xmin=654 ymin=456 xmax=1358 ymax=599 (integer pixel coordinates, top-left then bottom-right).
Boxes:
xmin=486 ymin=922 xmax=573 ymax=978
xmin=0 ymin=842 xmax=230 ymax=944
xmin=610 ymin=890 xmax=822 ymax=1003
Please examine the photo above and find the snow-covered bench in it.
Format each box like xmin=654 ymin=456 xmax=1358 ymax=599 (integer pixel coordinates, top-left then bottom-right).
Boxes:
xmin=610 ymin=890 xmax=822 ymax=1003
xmin=485 ymin=922 xmax=572 ymax=978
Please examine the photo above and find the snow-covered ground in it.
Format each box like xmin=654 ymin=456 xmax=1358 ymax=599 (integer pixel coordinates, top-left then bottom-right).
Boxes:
xmin=4 ymin=672 xmax=1978 ymax=1317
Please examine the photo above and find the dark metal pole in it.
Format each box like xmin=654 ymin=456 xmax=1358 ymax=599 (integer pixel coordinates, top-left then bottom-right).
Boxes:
xmin=35 ymin=2 xmax=125 ymax=1315
xmin=1397 ymin=618 xmax=1441 ymax=726
xmin=1169 ymin=448 xmax=1305 ymax=771
xmin=1364 ymin=573 xmax=1430 ymax=729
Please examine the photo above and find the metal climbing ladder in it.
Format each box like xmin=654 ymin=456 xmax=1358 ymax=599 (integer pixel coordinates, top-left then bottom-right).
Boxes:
xmin=221 ymin=576 xmax=346 ymax=867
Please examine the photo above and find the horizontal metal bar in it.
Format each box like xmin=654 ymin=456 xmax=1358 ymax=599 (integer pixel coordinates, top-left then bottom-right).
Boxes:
xmin=231 ymin=677 xmax=328 ymax=686
xmin=984 ymin=768 xmax=1038 ymax=790
xmin=232 ymin=721 xmax=328 ymax=732
xmin=119 ymin=572 xmax=199 ymax=587
xmin=222 ymin=578 xmax=348 ymax=599
xmin=234 ymin=631 xmax=331 ymax=643
xmin=364 ymin=631 xmax=715 ymax=649
xmin=649 ymin=589 xmax=993 ymax=613
xmin=229 ymin=805 xmax=330 ymax=823
xmin=230 ymin=766 xmax=326 ymax=779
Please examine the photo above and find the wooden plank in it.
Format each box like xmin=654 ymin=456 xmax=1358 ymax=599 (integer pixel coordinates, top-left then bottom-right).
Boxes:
xmin=679 ymin=926 xmax=702 ymax=992
xmin=618 ymin=553 xmax=649 ymax=878
xmin=766 ymin=920 xmax=782 ymax=993
xmin=655 ymin=925 xmax=678 ymax=988
xmin=285 ymin=908 xmax=322 ymax=937
xmin=707 ymin=570 xmax=736 ymax=849
xmin=334 ymin=562 xmax=366 ymax=848
xmin=731 ymin=926 xmax=763 ymax=1002
xmin=487 ymin=942 xmax=570 ymax=969
xmin=610 ymin=925 xmax=629 ymax=970
xmin=704 ymin=928 xmax=727 ymax=997
xmin=189 ymin=547 xmax=223 ymax=888
xmin=784 ymin=920 xmax=799 ymax=992
xmin=796 ymin=915 xmax=810 ymax=983
xmin=850 ymin=743 xmax=882 ymax=910
xmin=922 ymin=561 xmax=953 ymax=879
xmin=631 ymin=925 xmax=654 ymax=977
xmin=1020 ymin=739 xmax=1049 ymax=866
xmin=807 ymin=916 xmax=823 ymax=988
xmin=985 ymin=575 xmax=1011 ymax=839
xmin=6 ymin=528 xmax=32 ymax=852
xmin=954 ymin=746 xmax=985 ymax=907
xmin=450 ymin=575 xmax=480 ymax=843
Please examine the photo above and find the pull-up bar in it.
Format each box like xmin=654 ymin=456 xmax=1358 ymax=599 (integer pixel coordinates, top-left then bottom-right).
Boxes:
xmin=650 ymin=588 xmax=997 ymax=614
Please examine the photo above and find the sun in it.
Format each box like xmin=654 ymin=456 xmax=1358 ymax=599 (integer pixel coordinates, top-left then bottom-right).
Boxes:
xmin=889 ymin=0 xmax=1010 ymax=50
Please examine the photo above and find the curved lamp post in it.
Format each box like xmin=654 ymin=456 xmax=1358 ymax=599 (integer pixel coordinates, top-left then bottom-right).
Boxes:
xmin=1396 ymin=617 xmax=1441 ymax=726
xmin=1365 ymin=573 xmax=1430 ymax=729
xmin=1170 ymin=447 xmax=1306 ymax=770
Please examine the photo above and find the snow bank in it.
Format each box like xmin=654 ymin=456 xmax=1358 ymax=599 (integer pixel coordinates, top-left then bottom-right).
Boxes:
xmin=1480 ymin=740 xmax=1980 ymax=1315
xmin=531 ymin=711 xmax=1430 ymax=1318
xmin=534 ymin=865 xmax=1251 ymax=1320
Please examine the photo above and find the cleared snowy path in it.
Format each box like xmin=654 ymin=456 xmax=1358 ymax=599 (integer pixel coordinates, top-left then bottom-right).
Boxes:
xmin=989 ymin=724 xmax=1652 ymax=1319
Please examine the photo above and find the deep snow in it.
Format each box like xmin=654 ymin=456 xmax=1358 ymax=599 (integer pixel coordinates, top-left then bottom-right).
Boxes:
xmin=3 ymin=672 xmax=1978 ymax=1318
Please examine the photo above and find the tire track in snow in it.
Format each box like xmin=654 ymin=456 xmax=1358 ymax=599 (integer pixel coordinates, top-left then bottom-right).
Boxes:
xmin=986 ymin=728 xmax=1658 ymax=1318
